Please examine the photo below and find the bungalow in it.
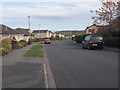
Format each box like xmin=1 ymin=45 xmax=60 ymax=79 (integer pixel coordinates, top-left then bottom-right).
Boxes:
xmin=85 ymin=24 xmax=99 ymax=34
xmin=0 ymin=24 xmax=24 ymax=41
xmin=15 ymin=28 xmax=33 ymax=41
xmin=33 ymin=30 xmax=53 ymax=38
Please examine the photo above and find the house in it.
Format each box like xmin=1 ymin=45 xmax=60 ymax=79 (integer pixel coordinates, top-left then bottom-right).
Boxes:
xmin=55 ymin=30 xmax=84 ymax=38
xmin=51 ymin=32 xmax=56 ymax=38
xmin=33 ymin=30 xmax=53 ymax=39
xmin=15 ymin=28 xmax=33 ymax=41
xmin=85 ymin=24 xmax=100 ymax=34
xmin=0 ymin=24 xmax=24 ymax=41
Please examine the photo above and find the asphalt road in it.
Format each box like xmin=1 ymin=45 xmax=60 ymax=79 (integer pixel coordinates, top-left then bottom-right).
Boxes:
xmin=45 ymin=40 xmax=118 ymax=88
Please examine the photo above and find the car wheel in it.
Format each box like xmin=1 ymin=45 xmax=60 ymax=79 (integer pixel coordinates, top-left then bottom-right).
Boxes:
xmin=100 ymin=47 xmax=103 ymax=49
xmin=88 ymin=46 xmax=91 ymax=50
xmin=82 ymin=46 xmax=85 ymax=49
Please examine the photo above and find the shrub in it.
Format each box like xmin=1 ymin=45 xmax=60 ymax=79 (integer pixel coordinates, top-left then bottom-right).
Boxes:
xmin=14 ymin=43 xmax=23 ymax=49
xmin=30 ymin=39 xmax=37 ymax=43
xmin=2 ymin=38 xmax=12 ymax=50
xmin=75 ymin=34 xmax=90 ymax=43
xmin=19 ymin=40 xmax=28 ymax=46
xmin=2 ymin=48 xmax=9 ymax=56
xmin=111 ymin=31 xmax=120 ymax=37
xmin=103 ymin=37 xmax=120 ymax=48
xmin=1 ymin=38 xmax=12 ymax=56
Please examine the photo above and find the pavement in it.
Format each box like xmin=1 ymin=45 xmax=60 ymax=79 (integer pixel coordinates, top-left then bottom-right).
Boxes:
xmin=45 ymin=40 xmax=118 ymax=88
xmin=104 ymin=47 xmax=119 ymax=52
xmin=2 ymin=43 xmax=45 ymax=88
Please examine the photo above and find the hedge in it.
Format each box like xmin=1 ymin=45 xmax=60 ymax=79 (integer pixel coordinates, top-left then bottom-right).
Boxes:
xmin=103 ymin=37 xmax=120 ymax=48
xmin=75 ymin=34 xmax=90 ymax=43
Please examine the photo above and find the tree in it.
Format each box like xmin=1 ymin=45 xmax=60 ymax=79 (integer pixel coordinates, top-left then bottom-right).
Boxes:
xmin=91 ymin=0 xmax=119 ymax=25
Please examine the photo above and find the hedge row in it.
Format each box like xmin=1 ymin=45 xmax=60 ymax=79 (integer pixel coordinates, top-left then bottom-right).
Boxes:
xmin=103 ymin=37 xmax=120 ymax=48
xmin=74 ymin=34 xmax=90 ymax=43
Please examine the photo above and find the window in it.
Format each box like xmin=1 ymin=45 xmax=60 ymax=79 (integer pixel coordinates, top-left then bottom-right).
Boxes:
xmin=85 ymin=36 xmax=90 ymax=41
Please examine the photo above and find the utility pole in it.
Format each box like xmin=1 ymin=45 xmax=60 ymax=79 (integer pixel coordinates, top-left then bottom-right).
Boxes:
xmin=28 ymin=15 xmax=31 ymax=41
xmin=28 ymin=15 xmax=30 ymax=31
xmin=39 ymin=24 xmax=40 ymax=38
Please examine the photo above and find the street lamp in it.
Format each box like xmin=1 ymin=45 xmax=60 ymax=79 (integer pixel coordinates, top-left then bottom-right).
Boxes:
xmin=28 ymin=15 xmax=30 ymax=31
xmin=39 ymin=24 xmax=41 ymax=38
xmin=28 ymin=16 xmax=31 ymax=40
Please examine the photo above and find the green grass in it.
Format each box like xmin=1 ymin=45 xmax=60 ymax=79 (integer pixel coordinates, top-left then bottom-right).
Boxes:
xmin=24 ymin=49 xmax=44 ymax=57
xmin=31 ymin=45 xmax=43 ymax=49
xmin=24 ymin=44 xmax=44 ymax=57
xmin=39 ymin=42 xmax=44 ymax=44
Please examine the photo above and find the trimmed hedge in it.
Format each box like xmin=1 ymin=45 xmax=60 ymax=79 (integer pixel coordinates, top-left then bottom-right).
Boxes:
xmin=75 ymin=34 xmax=90 ymax=43
xmin=103 ymin=37 xmax=120 ymax=48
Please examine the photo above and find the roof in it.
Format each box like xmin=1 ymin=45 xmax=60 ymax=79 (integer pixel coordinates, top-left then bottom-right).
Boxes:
xmin=33 ymin=30 xmax=49 ymax=33
xmin=15 ymin=28 xmax=31 ymax=36
xmin=0 ymin=24 xmax=21 ymax=34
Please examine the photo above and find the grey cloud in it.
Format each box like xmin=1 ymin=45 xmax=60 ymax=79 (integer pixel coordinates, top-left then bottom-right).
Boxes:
xmin=32 ymin=15 xmax=70 ymax=20
xmin=59 ymin=3 xmax=77 ymax=8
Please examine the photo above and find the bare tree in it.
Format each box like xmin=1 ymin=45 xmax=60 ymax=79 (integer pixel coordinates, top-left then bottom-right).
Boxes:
xmin=91 ymin=0 xmax=119 ymax=25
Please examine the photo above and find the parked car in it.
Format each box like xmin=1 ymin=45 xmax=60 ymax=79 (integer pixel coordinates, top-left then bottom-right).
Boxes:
xmin=82 ymin=35 xmax=104 ymax=49
xmin=44 ymin=39 xmax=51 ymax=44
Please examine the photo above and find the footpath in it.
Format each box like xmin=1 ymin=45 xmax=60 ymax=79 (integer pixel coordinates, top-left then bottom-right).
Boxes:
xmin=2 ymin=43 xmax=45 ymax=88
xmin=104 ymin=47 xmax=119 ymax=52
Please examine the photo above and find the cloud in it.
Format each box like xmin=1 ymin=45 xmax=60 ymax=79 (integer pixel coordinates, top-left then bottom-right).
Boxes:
xmin=0 ymin=0 xmax=101 ymax=2
xmin=1 ymin=2 xmax=102 ymax=30
xmin=32 ymin=15 xmax=70 ymax=20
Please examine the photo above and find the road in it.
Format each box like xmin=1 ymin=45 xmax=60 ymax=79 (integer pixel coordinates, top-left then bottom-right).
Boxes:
xmin=45 ymin=40 xmax=118 ymax=88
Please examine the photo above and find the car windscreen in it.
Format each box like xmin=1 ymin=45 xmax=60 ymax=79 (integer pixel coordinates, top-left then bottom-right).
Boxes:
xmin=91 ymin=36 xmax=103 ymax=42
xmin=45 ymin=39 xmax=50 ymax=40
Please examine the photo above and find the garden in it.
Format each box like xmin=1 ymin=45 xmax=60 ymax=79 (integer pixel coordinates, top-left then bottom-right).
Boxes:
xmin=0 ymin=38 xmax=38 ymax=56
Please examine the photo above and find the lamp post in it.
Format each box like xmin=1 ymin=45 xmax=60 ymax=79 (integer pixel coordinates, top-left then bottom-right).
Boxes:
xmin=28 ymin=15 xmax=30 ymax=31
xmin=39 ymin=24 xmax=41 ymax=38
xmin=28 ymin=15 xmax=31 ymax=41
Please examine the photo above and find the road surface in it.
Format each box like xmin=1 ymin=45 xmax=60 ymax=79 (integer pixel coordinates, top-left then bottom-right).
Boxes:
xmin=45 ymin=40 xmax=118 ymax=88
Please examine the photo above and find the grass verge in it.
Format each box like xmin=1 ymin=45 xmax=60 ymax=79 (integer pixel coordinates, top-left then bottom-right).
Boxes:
xmin=39 ymin=42 xmax=44 ymax=44
xmin=24 ymin=49 xmax=44 ymax=57
xmin=31 ymin=45 xmax=43 ymax=49
xmin=24 ymin=44 xmax=44 ymax=57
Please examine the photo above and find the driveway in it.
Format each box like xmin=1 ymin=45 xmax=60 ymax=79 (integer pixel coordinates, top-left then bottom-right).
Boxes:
xmin=45 ymin=40 xmax=118 ymax=88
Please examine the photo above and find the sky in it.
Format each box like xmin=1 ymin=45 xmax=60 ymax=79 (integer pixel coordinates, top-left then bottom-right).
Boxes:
xmin=1 ymin=0 xmax=102 ymax=31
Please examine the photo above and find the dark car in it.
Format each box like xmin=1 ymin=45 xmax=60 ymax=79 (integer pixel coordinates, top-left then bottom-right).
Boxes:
xmin=82 ymin=35 xmax=104 ymax=49
xmin=44 ymin=39 xmax=51 ymax=44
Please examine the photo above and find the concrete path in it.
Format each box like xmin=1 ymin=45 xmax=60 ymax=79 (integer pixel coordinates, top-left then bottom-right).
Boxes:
xmin=2 ymin=44 xmax=45 ymax=88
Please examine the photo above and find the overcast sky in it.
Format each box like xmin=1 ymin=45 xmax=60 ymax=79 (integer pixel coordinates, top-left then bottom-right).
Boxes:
xmin=1 ymin=0 xmax=102 ymax=31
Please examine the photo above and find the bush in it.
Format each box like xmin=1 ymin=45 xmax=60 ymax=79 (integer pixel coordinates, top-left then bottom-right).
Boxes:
xmin=1 ymin=38 xmax=12 ymax=56
xmin=14 ymin=43 xmax=23 ymax=49
xmin=19 ymin=40 xmax=28 ymax=46
xmin=30 ymin=39 xmax=37 ymax=43
xmin=2 ymin=38 xmax=12 ymax=50
xmin=103 ymin=37 xmax=120 ymax=48
xmin=75 ymin=34 xmax=90 ymax=43
xmin=2 ymin=48 xmax=9 ymax=56
xmin=111 ymin=31 xmax=120 ymax=37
